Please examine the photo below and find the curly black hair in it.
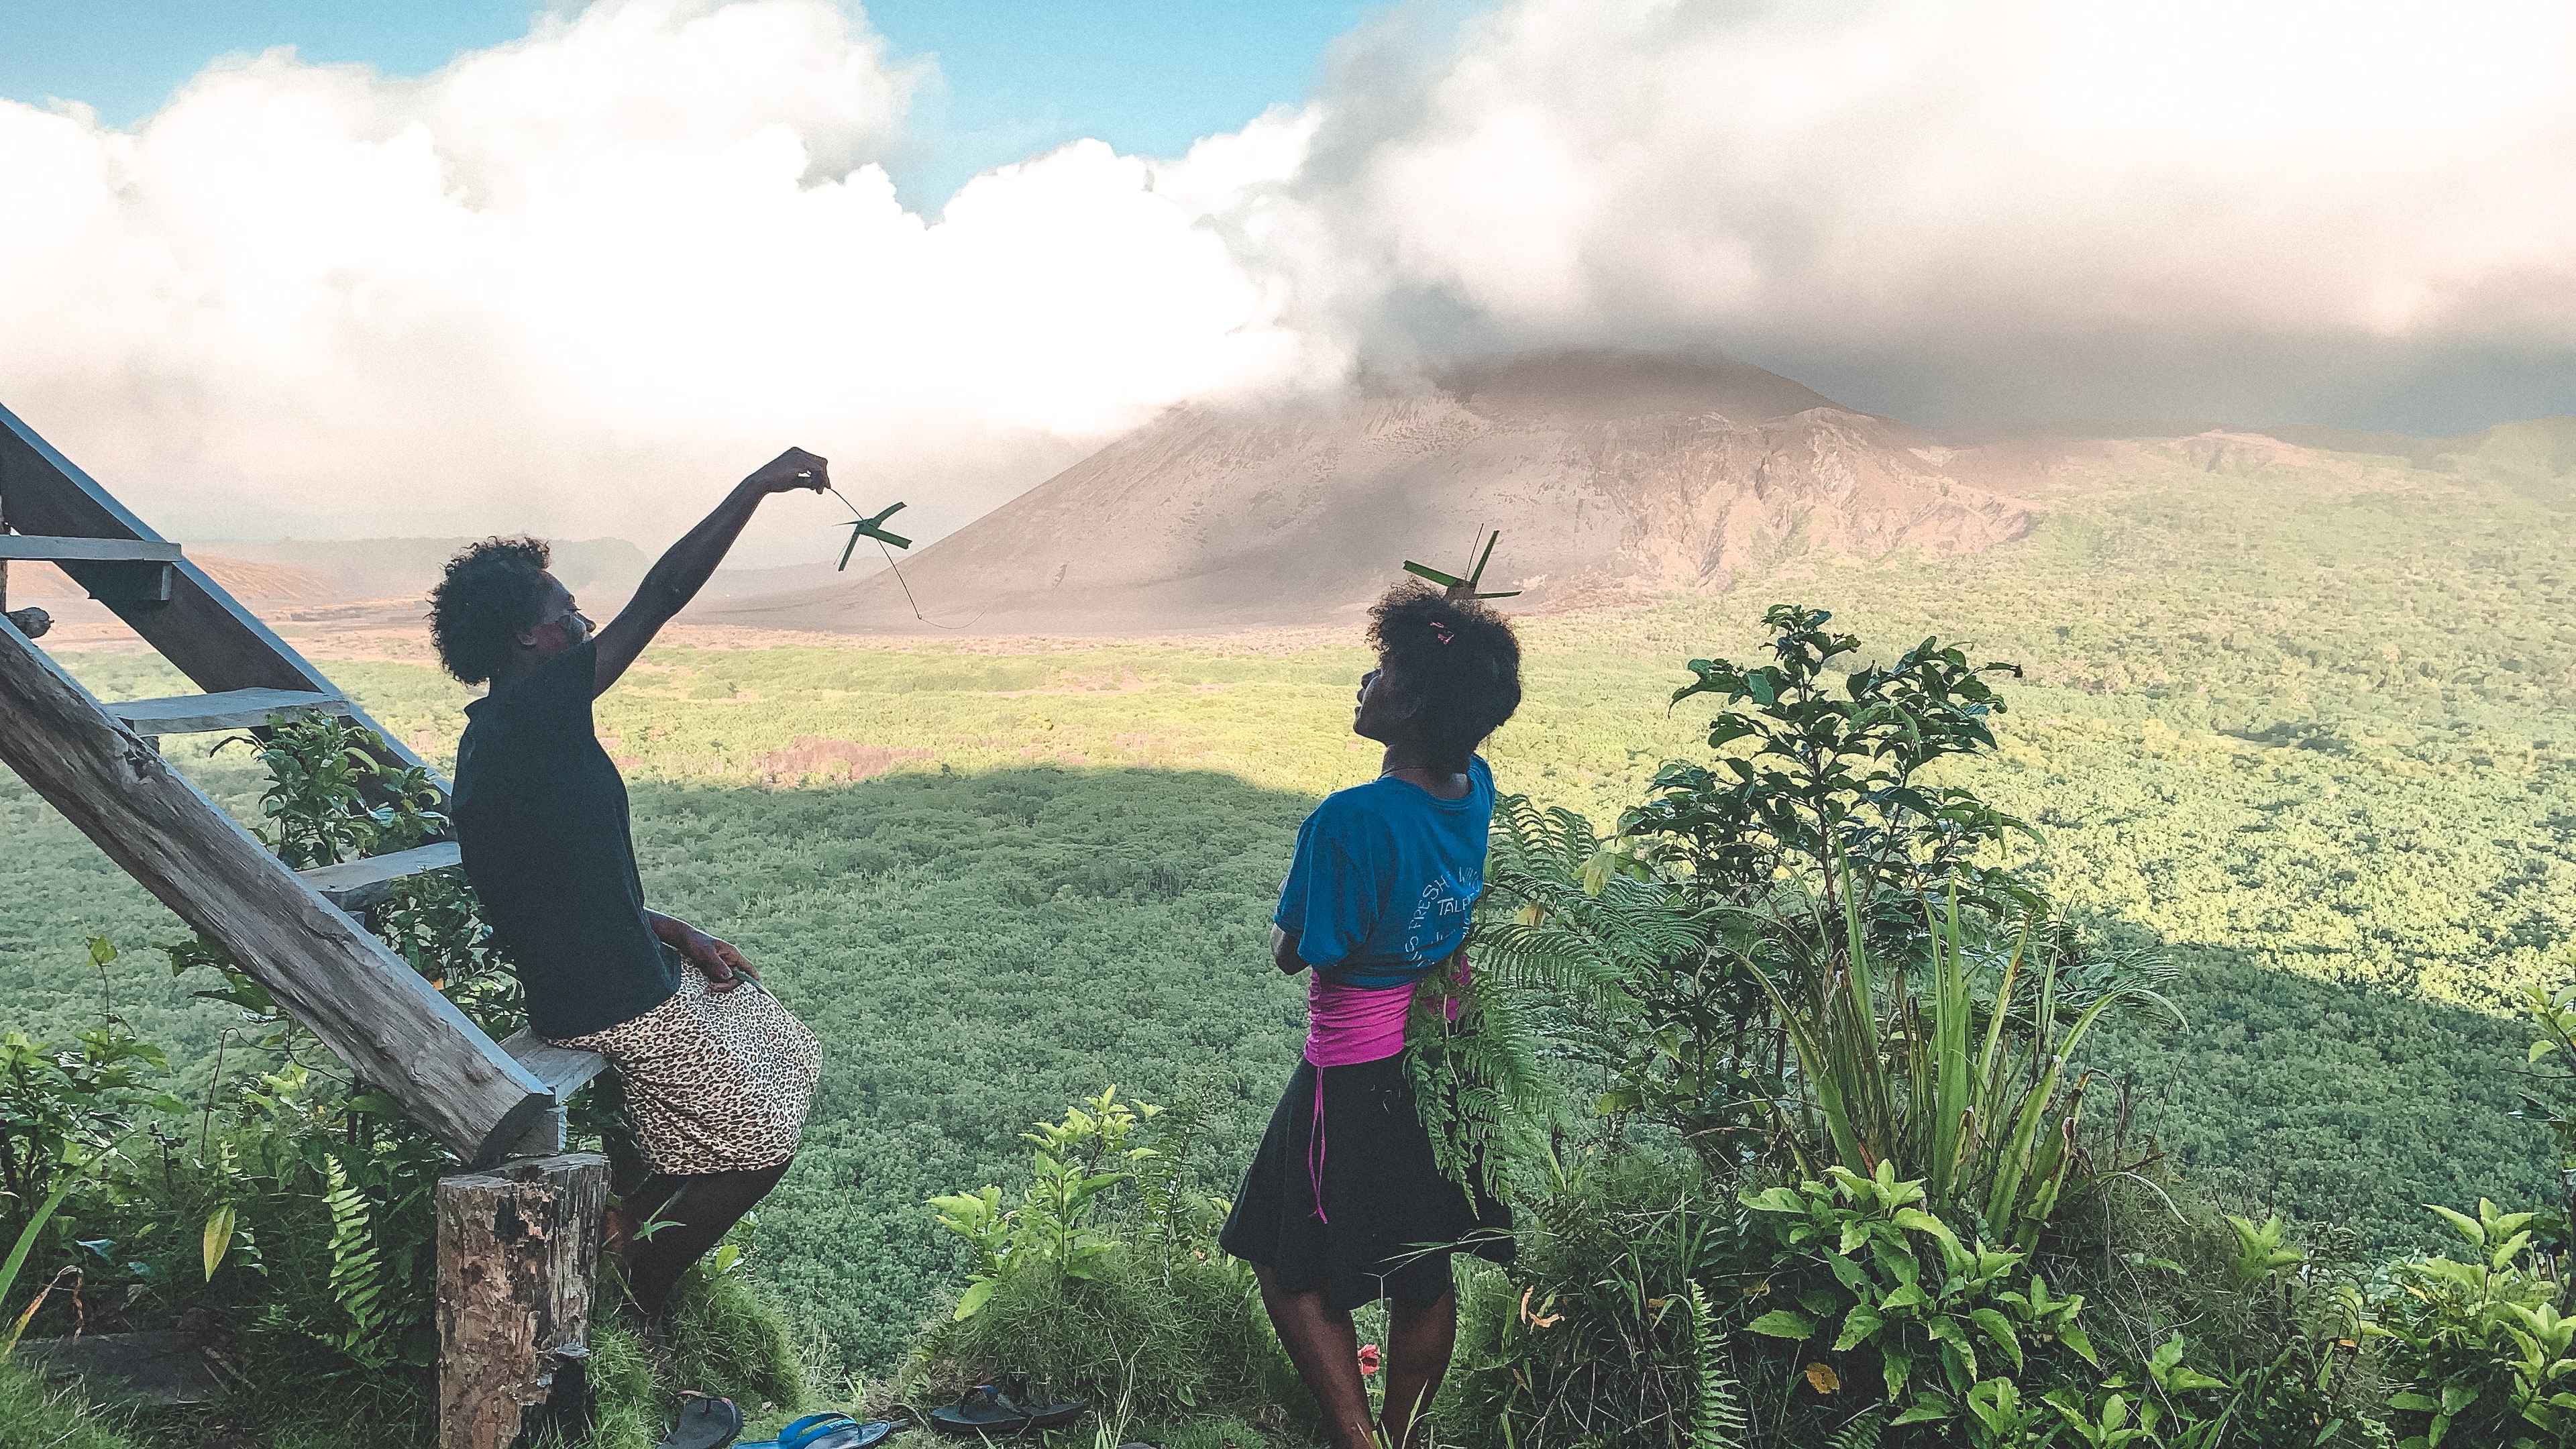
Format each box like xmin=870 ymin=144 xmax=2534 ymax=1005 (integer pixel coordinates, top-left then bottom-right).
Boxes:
xmin=427 ymin=537 xmax=553 ymax=684
xmin=1368 ymin=582 xmax=1522 ymax=769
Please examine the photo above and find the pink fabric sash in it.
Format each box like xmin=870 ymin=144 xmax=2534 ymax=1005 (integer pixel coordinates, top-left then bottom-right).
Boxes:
xmin=1300 ymin=958 xmax=1468 ymax=1222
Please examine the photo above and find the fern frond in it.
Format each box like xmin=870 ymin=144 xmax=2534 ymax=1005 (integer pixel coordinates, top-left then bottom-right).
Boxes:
xmin=1686 ymin=1280 xmax=1747 ymax=1449
xmin=323 ymin=1155 xmax=390 ymax=1361
xmin=1825 ymin=1410 xmax=1886 ymax=1449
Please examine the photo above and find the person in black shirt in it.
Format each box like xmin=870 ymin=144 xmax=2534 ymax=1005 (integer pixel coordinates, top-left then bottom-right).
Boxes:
xmin=432 ymin=447 xmax=830 ymax=1330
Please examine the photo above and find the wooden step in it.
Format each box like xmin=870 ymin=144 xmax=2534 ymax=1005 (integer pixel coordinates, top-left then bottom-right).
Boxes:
xmin=109 ymin=687 xmax=349 ymax=736
xmin=496 ymin=1031 xmax=610 ymax=1157
xmin=500 ymin=1030 xmax=610 ymax=1100
xmin=298 ymin=841 xmax=462 ymax=912
xmin=1 ymin=535 xmax=180 ymax=603
xmin=0 ymin=534 xmax=183 ymax=561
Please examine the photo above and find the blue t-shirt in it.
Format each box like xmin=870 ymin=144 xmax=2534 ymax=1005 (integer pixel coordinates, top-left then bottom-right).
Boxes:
xmin=1275 ymin=756 xmax=1496 ymax=988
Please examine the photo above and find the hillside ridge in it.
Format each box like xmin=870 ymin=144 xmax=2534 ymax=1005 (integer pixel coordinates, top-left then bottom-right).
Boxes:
xmin=713 ymin=349 xmax=2043 ymax=635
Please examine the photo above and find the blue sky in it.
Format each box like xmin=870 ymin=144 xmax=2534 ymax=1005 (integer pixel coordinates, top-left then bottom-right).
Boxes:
xmin=0 ymin=0 xmax=1381 ymax=204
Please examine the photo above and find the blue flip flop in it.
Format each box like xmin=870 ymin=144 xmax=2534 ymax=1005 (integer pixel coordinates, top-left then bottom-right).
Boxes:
xmin=739 ymin=1412 xmax=898 ymax=1449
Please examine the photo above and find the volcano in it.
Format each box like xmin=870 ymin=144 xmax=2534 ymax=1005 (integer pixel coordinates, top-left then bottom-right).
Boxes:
xmin=712 ymin=350 xmax=2037 ymax=635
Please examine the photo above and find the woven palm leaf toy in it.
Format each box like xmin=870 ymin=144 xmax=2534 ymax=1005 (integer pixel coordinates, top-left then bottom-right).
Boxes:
xmin=1402 ymin=528 xmax=1520 ymax=601
xmin=830 ymin=492 xmax=912 ymax=570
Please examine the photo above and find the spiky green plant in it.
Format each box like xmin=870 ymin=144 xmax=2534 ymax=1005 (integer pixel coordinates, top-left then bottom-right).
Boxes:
xmin=319 ymin=1155 xmax=393 ymax=1365
xmin=1748 ymin=886 xmax=2180 ymax=1245
xmin=1684 ymin=1281 xmax=1746 ymax=1449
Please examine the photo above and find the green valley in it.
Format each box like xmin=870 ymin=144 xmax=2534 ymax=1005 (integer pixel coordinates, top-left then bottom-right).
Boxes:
xmin=6 ymin=425 xmax=2576 ymax=1431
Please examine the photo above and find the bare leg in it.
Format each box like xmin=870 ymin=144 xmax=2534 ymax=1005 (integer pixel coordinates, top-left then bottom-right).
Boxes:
xmin=1254 ymin=1265 xmax=1378 ymax=1449
xmin=1381 ymin=1288 xmax=1458 ymax=1449
xmin=624 ymin=1160 xmax=791 ymax=1324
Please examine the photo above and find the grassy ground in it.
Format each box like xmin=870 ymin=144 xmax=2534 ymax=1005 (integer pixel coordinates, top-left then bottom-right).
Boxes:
xmin=6 ymin=429 xmax=2576 ymax=1385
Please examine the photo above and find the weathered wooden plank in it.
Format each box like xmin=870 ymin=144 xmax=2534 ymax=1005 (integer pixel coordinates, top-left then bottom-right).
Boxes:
xmin=494 ymin=1034 xmax=607 ymax=1159
xmin=499 ymin=1030 xmax=610 ymax=1100
xmin=0 ymin=613 xmax=547 ymax=1164
xmin=437 ymin=1155 xmax=608 ymax=1449
xmin=107 ymin=687 xmax=349 ymax=735
xmin=0 ymin=405 xmax=429 ymax=774
xmin=298 ymin=841 xmax=464 ymax=912
xmin=0 ymin=535 xmax=183 ymax=564
xmin=0 ymin=535 xmax=184 ymax=562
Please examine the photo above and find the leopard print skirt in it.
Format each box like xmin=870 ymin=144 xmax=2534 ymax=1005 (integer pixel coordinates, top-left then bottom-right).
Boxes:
xmin=547 ymin=966 xmax=820 ymax=1175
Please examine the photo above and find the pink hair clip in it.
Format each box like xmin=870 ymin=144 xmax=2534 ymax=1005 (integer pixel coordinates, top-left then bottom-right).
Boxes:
xmin=1428 ymin=619 xmax=1455 ymax=645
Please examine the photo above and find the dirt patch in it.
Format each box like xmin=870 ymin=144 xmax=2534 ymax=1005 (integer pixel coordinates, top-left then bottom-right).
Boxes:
xmin=755 ymin=737 xmax=932 ymax=786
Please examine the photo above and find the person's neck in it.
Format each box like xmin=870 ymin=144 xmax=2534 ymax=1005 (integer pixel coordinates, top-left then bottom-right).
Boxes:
xmin=1379 ymin=745 xmax=1468 ymax=796
xmin=491 ymin=649 xmax=545 ymax=691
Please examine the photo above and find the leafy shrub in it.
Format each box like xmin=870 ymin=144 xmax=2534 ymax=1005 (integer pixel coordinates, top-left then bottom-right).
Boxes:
xmin=910 ymin=1085 xmax=1296 ymax=1435
xmin=2373 ymin=1199 xmax=2576 ymax=1448
xmin=1437 ymin=1145 xmax=1720 ymax=1448
xmin=1735 ymin=1164 xmax=2102 ymax=1435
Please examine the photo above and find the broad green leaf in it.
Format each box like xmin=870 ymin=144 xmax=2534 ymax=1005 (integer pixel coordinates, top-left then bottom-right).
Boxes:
xmin=202 ymin=1205 xmax=236 ymax=1281
xmin=1834 ymin=1305 xmax=1884 ymax=1352
xmin=2425 ymin=1203 xmax=2483 ymax=1248
xmin=1741 ymin=1187 xmax=1807 ymax=1214
xmin=952 ymin=1278 xmax=998 ymax=1320
xmin=1970 ymin=1307 xmax=2025 ymax=1371
xmin=1746 ymin=1308 xmax=1818 ymax=1340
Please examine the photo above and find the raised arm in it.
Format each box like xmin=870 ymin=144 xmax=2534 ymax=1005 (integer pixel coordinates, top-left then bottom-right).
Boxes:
xmin=591 ymin=447 xmax=830 ymax=695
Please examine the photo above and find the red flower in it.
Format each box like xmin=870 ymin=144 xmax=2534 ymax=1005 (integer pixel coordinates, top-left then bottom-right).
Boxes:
xmin=1357 ymin=1344 xmax=1382 ymax=1377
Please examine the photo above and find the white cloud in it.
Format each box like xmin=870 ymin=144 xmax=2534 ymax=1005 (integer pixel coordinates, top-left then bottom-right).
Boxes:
xmin=4 ymin=0 xmax=2574 ymax=557
xmin=1254 ymin=0 xmax=2576 ymax=427
xmin=0 ymin=0 xmax=1335 ymax=553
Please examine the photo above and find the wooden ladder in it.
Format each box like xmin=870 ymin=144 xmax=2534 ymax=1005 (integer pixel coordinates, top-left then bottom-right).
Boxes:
xmin=0 ymin=404 xmax=608 ymax=1447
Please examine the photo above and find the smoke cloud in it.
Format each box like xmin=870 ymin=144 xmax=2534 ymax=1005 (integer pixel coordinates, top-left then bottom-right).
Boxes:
xmin=2 ymin=0 xmax=2571 ymax=551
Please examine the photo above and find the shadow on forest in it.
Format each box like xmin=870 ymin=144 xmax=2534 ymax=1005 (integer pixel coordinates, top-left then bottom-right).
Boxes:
xmin=620 ymin=764 xmax=1322 ymax=1370
xmin=3 ymin=760 xmax=2558 ymax=1369
xmin=2065 ymin=908 xmax=2555 ymax=1256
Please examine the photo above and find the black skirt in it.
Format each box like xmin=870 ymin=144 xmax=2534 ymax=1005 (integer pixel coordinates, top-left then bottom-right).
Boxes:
xmin=1219 ymin=1053 xmax=1514 ymax=1313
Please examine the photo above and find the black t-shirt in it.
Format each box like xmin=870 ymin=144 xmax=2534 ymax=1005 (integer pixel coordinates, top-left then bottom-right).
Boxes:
xmin=453 ymin=640 xmax=678 ymax=1040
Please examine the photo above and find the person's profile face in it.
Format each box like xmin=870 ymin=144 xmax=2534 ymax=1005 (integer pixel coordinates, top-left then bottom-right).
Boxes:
xmin=1353 ymin=659 xmax=1399 ymax=743
xmin=519 ymin=573 xmax=593 ymax=658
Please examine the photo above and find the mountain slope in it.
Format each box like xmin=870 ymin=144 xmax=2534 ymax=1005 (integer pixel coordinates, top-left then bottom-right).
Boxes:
xmin=714 ymin=350 xmax=2039 ymax=634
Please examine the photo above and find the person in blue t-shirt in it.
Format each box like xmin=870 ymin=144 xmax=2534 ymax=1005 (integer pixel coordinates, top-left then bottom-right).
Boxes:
xmin=1220 ymin=584 xmax=1523 ymax=1449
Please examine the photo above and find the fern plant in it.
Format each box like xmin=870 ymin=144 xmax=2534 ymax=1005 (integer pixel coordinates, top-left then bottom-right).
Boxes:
xmin=320 ymin=1155 xmax=394 ymax=1366
xmin=1685 ymin=1279 xmax=1747 ymax=1449
xmin=1403 ymin=795 xmax=1658 ymax=1196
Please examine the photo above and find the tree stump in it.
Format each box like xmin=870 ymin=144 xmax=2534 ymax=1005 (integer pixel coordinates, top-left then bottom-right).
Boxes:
xmin=436 ymin=1152 xmax=609 ymax=1449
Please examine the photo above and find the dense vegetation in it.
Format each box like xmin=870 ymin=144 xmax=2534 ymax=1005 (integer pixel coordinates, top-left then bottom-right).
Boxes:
xmin=5 ymin=425 xmax=2576 ymax=1442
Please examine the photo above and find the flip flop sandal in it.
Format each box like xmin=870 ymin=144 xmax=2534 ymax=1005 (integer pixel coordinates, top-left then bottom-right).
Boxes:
xmin=992 ymin=1377 xmax=1082 ymax=1431
xmin=661 ymin=1394 xmax=744 ymax=1449
xmin=739 ymin=1413 xmax=898 ymax=1449
xmin=928 ymin=1385 xmax=1024 ymax=1436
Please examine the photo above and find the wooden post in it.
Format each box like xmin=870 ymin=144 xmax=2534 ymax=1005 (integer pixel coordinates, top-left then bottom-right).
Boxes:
xmin=0 ymin=613 xmax=549 ymax=1163
xmin=436 ymin=1154 xmax=610 ymax=1449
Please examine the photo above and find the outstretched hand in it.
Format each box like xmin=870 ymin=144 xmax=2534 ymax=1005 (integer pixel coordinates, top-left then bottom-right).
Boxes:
xmin=743 ymin=447 xmax=830 ymax=496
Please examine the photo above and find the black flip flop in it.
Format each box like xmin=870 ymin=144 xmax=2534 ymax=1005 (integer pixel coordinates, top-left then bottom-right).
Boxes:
xmin=994 ymin=1376 xmax=1081 ymax=1431
xmin=928 ymin=1385 xmax=1026 ymax=1436
xmin=662 ymin=1394 xmax=745 ymax=1449
xmin=928 ymin=1382 xmax=1084 ymax=1436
